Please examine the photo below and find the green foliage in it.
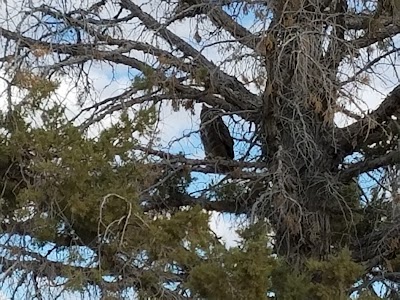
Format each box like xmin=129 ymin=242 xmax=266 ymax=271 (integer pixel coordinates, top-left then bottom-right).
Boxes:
xmin=213 ymin=181 xmax=243 ymax=201
xmin=357 ymin=292 xmax=381 ymax=300
xmin=0 ymin=105 xmax=379 ymax=298
xmin=270 ymin=263 xmax=311 ymax=300
xmin=132 ymin=106 xmax=158 ymax=136
xmin=13 ymin=70 xmax=59 ymax=105
xmin=330 ymin=181 xmax=364 ymax=246
xmin=0 ymin=70 xmax=384 ymax=299
xmin=271 ymin=249 xmax=363 ymax=300
xmin=306 ymin=249 xmax=363 ymax=299
xmin=192 ymin=66 xmax=209 ymax=84
xmin=0 ymin=101 xmax=277 ymax=298
xmin=187 ymin=223 xmax=274 ymax=300
xmin=132 ymin=67 xmax=157 ymax=92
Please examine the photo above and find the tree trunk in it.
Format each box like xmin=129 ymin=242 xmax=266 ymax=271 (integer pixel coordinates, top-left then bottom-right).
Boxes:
xmin=260 ymin=0 xmax=347 ymax=262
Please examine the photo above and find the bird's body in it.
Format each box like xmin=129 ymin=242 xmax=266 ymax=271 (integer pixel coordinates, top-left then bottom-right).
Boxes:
xmin=200 ymin=104 xmax=234 ymax=161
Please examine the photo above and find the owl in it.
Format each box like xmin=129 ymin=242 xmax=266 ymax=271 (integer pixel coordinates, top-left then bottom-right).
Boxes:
xmin=200 ymin=104 xmax=234 ymax=160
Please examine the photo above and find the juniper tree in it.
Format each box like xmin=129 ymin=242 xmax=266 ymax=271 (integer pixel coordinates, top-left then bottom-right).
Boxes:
xmin=0 ymin=0 xmax=399 ymax=299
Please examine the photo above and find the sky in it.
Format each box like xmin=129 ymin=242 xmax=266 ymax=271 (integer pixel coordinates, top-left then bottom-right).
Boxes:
xmin=0 ymin=0 xmax=398 ymax=298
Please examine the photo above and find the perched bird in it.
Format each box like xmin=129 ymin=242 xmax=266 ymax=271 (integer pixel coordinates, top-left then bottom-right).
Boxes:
xmin=200 ymin=104 xmax=234 ymax=162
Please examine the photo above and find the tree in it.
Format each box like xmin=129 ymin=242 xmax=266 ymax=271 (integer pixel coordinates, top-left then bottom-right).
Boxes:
xmin=0 ymin=0 xmax=399 ymax=298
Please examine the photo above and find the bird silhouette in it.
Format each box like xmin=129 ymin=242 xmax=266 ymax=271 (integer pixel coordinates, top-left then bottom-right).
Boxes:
xmin=200 ymin=104 xmax=234 ymax=171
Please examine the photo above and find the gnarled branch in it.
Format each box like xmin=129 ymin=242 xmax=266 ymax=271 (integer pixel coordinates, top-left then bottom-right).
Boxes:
xmin=338 ymin=84 xmax=400 ymax=156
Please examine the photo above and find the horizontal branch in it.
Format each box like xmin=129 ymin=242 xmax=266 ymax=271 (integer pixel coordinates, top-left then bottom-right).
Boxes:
xmin=340 ymin=48 xmax=400 ymax=87
xmin=352 ymin=23 xmax=400 ymax=50
xmin=351 ymin=220 xmax=400 ymax=269
xmin=339 ymin=150 xmax=400 ymax=182
xmin=344 ymin=14 xmax=395 ymax=31
xmin=0 ymin=27 xmax=148 ymax=71
xmin=338 ymin=84 xmax=400 ymax=156
xmin=0 ymin=247 xmax=106 ymax=283
xmin=142 ymin=192 xmax=248 ymax=214
xmin=168 ymin=0 xmax=231 ymax=22
xmin=77 ymin=86 xmax=237 ymax=129
xmin=137 ymin=145 xmax=267 ymax=175
xmin=1 ymin=220 xmax=91 ymax=247
xmin=337 ymin=105 xmax=362 ymax=120
xmin=0 ymin=246 xmax=185 ymax=298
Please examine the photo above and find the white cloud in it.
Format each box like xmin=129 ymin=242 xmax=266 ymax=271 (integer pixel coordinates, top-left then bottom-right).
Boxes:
xmin=210 ymin=212 xmax=243 ymax=248
xmin=0 ymin=292 xmax=9 ymax=300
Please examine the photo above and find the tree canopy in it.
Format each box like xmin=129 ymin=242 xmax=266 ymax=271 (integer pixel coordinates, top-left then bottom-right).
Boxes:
xmin=0 ymin=0 xmax=399 ymax=299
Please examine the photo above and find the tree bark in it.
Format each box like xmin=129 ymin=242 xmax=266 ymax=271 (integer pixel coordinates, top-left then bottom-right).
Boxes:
xmin=260 ymin=0 xmax=347 ymax=261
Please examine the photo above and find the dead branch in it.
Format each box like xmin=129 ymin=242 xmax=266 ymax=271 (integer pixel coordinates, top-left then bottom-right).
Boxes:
xmin=352 ymin=24 xmax=400 ymax=50
xmin=141 ymin=192 xmax=249 ymax=214
xmin=168 ymin=0 xmax=261 ymax=53
xmin=351 ymin=219 xmax=400 ymax=269
xmin=0 ymin=249 xmax=185 ymax=298
xmin=344 ymin=14 xmax=396 ymax=31
xmin=340 ymin=150 xmax=400 ymax=182
xmin=338 ymin=84 xmax=400 ymax=156
xmin=136 ymin=145 xmax=266 ymax=170
xmin=120 ymin=0 xmax=260 ymax=110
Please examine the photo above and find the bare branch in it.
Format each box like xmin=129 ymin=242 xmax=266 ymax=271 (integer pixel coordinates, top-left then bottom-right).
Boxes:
xmin=168 ymin=0 xmax=261 ymax=52
xmin=142 ymin=192 xmax=249 ymax=214
xmin=120 ymin=0 xmax=259 ymax=110
xmin=340 ymin=48 xmax=400 ymax=87
xmin=0 ymin=248 xmax=184 ymax=298
xmin=340 ymin=150 xmax=400 ymax=182
xmin=337 ymin=105 xmax=363 ymax=120
xmin=351 ymin=220 xmax=400 ymax=269
xmin=136 ymin=145 xmax=266 ymax=176
xmin=344 ymin=14 xmax=395 ymax=31
xmin=338 ymin=84 xmax=400 ymax=156
xmin=352 ymin=24 xmax=400 ymax=51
